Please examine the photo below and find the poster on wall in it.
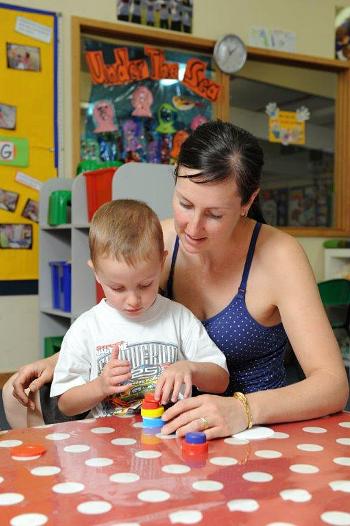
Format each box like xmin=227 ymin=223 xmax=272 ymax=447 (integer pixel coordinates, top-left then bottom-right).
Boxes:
xmin=117 ymin=0 xmax=193 ymax=33
xmin=82 ymin=39 xmax=216 ymax=165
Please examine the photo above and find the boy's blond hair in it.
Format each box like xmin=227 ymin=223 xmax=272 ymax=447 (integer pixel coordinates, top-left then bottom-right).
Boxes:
xmin=89 ymin=199 xmax=164 ymax=268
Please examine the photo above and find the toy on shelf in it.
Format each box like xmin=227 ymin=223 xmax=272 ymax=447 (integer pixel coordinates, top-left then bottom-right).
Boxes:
xmin=48 ymin=190 xmax=71 ymax=226
xmin=141 ymin=392 xmax=164 ymax=429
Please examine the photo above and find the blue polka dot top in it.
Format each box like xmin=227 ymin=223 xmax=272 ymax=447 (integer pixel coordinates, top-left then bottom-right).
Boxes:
xmin=164 ymin=222 xmax=288 ymax=395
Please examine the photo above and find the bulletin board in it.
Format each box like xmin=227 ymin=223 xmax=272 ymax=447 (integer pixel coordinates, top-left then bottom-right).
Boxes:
xmin=0 ymin=3 xmax=58 ymax=293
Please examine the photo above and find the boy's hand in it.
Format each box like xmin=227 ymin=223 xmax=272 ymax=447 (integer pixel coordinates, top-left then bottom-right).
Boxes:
xmin=97 ymin=346 xmax=132 ymax=397
xmin=154 ymin=361 xmax=193 ymax=405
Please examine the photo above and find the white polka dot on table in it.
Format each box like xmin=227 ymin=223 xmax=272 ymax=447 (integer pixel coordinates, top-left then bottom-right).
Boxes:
xmin=210 ymin=456 xmax=238 ymax=466
xmin=0 ymin=477 xmax=3 ymax=484
xmin=90 ymin=426 xmax=115 ymax=434
xmin=0 ymin=440 xmax=22 ymax=448
xmin=289 ymin=464 xmax=319 ymax=474
xmin=80 ymin=418 xmax=96 ymax=424
xmin=109 ymin=472 xmax=140 ymax=483
xmin=10 ymin=513 xmax=48 ymax=526
xmin=162 ymin=464 xmax=191 ymax=474
xmin=64 ymin=444 xmax=90 ymax=453
xmin=0 ymin=493 xmax=24 ymax=505
xmin=339 ymin=421 xmax=350 ymax=429
xmin=265 ymin=523 xmax=296 ymax=526
xmin=234 ymin=426 xmax=274 ymax=440
xmin=85 ymin=457 xmax=113 ymax=467
xmin=169 ymin=510 xmax=203 ymax=524
xmin=302 ymin=426 xmax=327 ymax=434
xmin=227 ymin=499 xmax=259 ymax=512
xmin=280 ymin=489 xmax=312 ymax=502
xmin=321 ymin=511 xmax=350 ymax=525
xmin=224 ymin=437 xmax=249 ymax=445
xmin=34 ymin=424 xmax=54 ymax=429
xmin=156 ymin=433 xmax=176 ymax=439
xmin=255 ymin=450 xmax=282 ymax=459
xmin=329 ymin=481 xmax=350 ymax=493
xmin=242 ymin=471 xmax=273 ymax=483
xmin=115 ymin=413 xmax=133 ymax=418
xmin=333 ymin=457 xmax=350 ymax=467
xmin=12 ymin=455 xmax=41 ymax=461
xmin=112 ymin=524 xmax=140 ymax=526
xmin=77 ymin=500 xmax=112 ymax=515
xmin=137 ymin=490 xmax=170 ymax=502
xmin=111 ymin=437 xmax=136 ymax=446
xmin=135 ymin=450 xmax=162 ymax=459
xmin=52 ymin=482 xmax=85 ymax=494
xmin=272 ymin=432 xmax=289 ymax=439
xmin=297 ymin=443 xmax=324 ymax=452
xmin=336 ymin=438 xmax=350 ymax=446
xmin=192 ymin=480 xmax=223 ymax=492
xmin=30 ymin=466 xmax=61 ymax=476
xmin=0 ymin=430 xmax=8 ymax=435
xmin=45 ymin=433 xmax=70 ymax=441
xmin=132 ymin=422 xmax=143 ymax=428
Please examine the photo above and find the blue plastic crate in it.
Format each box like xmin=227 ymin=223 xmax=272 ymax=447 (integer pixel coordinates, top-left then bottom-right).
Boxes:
xmin=49 ymin=261 xmax=71 ymax=312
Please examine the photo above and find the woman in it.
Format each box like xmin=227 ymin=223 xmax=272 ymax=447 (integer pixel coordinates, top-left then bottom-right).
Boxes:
xmin=3 ymin=120 xmax=348 ymax=435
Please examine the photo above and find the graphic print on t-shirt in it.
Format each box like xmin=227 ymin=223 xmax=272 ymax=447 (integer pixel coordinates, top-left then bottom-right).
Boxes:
xmin=96 ymin=340 xmax=178 ymax=415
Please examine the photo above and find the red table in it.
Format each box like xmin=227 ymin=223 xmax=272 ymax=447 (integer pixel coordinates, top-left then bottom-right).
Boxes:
xmin=0 ymin=412 xmax=350 ymax=526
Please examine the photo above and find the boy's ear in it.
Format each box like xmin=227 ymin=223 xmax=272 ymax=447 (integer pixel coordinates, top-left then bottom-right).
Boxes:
xmin=87 ymin=259 xmax=101 ymax=284
xmin=161 ymin=250 xmax=168 ymax=267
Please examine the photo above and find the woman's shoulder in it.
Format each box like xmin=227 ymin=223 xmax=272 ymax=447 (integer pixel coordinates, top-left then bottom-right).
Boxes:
xmin=258 ymin=223 xmax=309 ymax=270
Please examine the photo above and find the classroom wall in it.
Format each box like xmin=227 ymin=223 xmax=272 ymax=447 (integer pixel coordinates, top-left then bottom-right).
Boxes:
xmin=0 ymin=0 xmax=346 ymax=370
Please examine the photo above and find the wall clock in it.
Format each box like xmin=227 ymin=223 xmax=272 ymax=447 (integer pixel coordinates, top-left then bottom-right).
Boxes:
xmin=213 ymin=34 xmax=247 ymax=74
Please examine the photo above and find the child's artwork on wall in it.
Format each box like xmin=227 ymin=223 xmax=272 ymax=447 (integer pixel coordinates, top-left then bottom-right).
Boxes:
xmin=0 ymin=188 xmax=19 ymax=212
xmin=6 ymin=43 xmax=41 ymax=71
xmin=0 ymin=103 xmax=16 ymax=130
xmin=117 ymin=0 xmax=193 ymax=33
xmin=266 ymin=103 xmax=310 ymax=146
xmin=0 ymin=223 xmax=32 ymax=249
xmin=82 ymin=39 xmax=214 ymax=165
xmin=21 ymin=198 xmax=39 ymax=223
xmin=335 ymin=7 xmax=350 ymax=60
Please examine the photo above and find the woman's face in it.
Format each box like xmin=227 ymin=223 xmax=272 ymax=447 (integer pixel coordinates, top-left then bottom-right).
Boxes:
xmin=173 ymin=167 xmax=243 ymax=254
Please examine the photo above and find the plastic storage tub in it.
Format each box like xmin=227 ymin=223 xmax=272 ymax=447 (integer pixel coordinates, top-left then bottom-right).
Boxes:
xmin=49 ymin=261 xmax=71 ymax=312
xmin=84 ymin=166 xmax=119 ymax=221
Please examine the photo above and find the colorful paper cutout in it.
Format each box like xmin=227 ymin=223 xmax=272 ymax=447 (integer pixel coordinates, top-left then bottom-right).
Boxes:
xmin=156 ymin=103 xmax=177 ymax=134
xmin=183 ymin=58 xmax=221 ymax=102
xmin=190 ymin=114 xmax=207 ymax=131
xmin=266 ymin=103 xmax=310 ymax=146
xmin=93 ymin=100 xmax=118 ymax=133
xmin=0 ymin=136 xmax=29 ymax=166
xmin=170 ymin=129 xmax=189 ymax=160
xmin=131 ymin=86 xmax=153 ymax=117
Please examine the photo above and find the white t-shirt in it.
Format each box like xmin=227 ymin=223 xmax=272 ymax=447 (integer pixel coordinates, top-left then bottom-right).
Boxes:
xmin=51 ymin=295 xmax=228 ymax=418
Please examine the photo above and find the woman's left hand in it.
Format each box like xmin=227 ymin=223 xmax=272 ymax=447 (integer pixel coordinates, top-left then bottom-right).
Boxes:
xmin=161 ymin=394 xmax=248 ymax=440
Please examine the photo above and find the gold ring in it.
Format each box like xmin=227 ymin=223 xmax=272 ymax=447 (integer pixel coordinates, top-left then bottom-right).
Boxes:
xmin=199 ymin=416 xmax=209 ymax=430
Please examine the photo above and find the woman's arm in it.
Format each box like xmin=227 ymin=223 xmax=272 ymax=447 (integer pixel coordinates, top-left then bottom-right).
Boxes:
xmin=248 ymin=233 xmax=348 ymax=424
xmin=12 ymin=353 xmax=59 ymax=409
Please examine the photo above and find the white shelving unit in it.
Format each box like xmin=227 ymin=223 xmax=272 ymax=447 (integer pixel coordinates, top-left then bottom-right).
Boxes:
xmin=39 ymin=163 xmax=174 ymax=355
xmin=324 ymin=249 xmax=350 ymax=280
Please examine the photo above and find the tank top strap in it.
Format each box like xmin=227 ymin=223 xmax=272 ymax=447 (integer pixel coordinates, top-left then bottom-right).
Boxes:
xmin=238 ymin=222 xmax=262 ymax=296
xmin=165 ymin=235 xmax=179 ymax=299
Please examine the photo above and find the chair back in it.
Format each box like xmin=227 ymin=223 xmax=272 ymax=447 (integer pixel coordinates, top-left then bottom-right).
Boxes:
xmin=318 ymin=279 xmax=350 ymax=307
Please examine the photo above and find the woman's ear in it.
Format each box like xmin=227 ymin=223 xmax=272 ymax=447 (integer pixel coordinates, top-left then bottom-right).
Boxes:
xmin=243 ymin=188 xmax=260 ymax=215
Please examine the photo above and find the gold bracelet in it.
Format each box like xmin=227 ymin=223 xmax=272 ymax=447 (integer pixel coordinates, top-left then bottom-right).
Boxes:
xmin=233 ymin=391 xmax=253 ymax=429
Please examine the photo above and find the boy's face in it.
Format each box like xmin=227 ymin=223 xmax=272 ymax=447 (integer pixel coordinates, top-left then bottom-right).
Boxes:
xmin=91 ymin=251 xmax=166 ymax=318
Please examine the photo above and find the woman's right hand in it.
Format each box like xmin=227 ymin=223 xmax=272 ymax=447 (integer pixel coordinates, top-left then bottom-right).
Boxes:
xmin=12 ymin=354 xmax=58 ymax=410
xmin=161 ymin=394 xmax=248 ymax=440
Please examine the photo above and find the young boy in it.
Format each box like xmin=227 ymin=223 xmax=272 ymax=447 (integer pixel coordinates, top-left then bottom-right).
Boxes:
xmin=51 ymin=199 xmax=229 ymax=418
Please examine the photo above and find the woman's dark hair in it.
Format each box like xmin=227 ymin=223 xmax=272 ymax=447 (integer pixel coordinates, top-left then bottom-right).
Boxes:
xmin=175 ymin=120 xmax=266 ymax=223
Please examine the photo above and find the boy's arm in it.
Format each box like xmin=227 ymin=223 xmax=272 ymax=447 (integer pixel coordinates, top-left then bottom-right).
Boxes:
xmin=58 ymin=378 xmax=105 ymax=416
